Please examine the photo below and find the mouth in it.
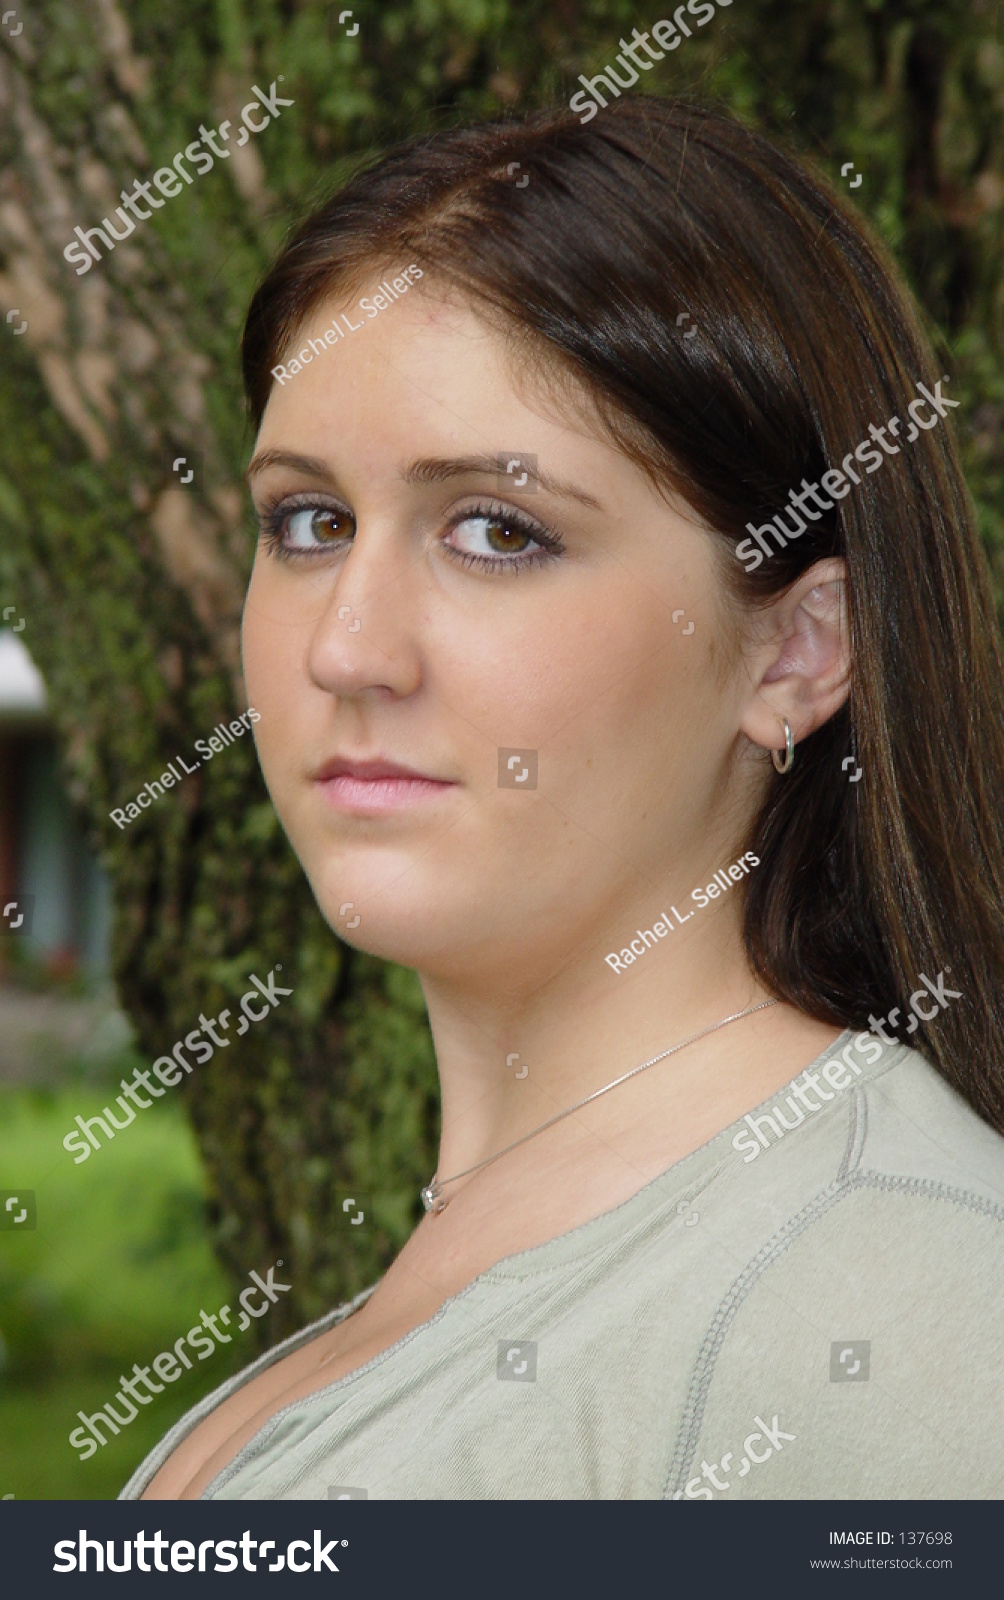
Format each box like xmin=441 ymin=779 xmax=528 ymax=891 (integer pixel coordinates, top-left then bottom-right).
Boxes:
xmin=311 ymin=754 xmax=458 ymax=814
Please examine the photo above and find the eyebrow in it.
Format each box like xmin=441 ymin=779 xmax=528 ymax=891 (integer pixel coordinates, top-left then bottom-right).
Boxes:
xmin=244 ymin=449 xmax=331 ymax=485
xmin=244 ymin=448 xmax=605 ymax=509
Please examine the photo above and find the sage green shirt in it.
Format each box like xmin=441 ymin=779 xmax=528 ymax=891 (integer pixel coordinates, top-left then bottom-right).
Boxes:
xmin=119 ymin=1029 xmax=1004 ymax=1500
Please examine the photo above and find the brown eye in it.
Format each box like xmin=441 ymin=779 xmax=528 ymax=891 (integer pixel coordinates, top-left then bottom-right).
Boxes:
xmin=442 ymin=500 xmax=565 ymax=574
xmin=284 ymin=506 xmax=352 ymax=550
xmin=449 ymin=511 xmax=536 ymax=560
xmin=484 ymin=515 xmax=533 ymax=554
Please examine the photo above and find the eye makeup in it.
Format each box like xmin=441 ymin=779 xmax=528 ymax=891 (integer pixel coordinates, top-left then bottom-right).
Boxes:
xmin=252 ymin=491 xmax=567 ymax=575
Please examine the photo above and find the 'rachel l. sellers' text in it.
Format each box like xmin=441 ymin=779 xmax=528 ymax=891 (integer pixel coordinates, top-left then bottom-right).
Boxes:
xmin=110 ymin=708 xmax=260 ymax=830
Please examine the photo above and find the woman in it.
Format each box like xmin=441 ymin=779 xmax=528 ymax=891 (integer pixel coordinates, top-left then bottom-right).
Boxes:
xmin=122 ymin=97 xmax=1004 ymax=1501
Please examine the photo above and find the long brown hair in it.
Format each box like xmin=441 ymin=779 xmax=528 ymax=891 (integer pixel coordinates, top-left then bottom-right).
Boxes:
xmin=242 ymin=97 xmax=1004 ymax=1134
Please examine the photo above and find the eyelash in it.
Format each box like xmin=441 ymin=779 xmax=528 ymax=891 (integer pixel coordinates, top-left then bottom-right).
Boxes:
xmin=253 ymin=493 xmax=565 ymax=575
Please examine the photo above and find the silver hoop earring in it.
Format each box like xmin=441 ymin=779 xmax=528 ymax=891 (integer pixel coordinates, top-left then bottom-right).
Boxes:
xmin=771 ymin=716 xmax=795 ymax=774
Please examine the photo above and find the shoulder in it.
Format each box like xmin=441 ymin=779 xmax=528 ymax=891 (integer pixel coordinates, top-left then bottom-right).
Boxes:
xmin=666 ymin=1043 xmax=1004 ymax=1500
xmin=856 ymin=1040 xmax=1004 ymax=1198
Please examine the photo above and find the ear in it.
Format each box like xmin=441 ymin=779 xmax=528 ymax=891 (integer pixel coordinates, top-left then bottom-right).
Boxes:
xmin=739 ymin=558 xmax=851 ymax=757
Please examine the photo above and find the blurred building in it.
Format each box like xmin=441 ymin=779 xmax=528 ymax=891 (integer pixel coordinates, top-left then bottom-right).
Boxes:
xmin=0 ymin=628 xmax=111 ymax=981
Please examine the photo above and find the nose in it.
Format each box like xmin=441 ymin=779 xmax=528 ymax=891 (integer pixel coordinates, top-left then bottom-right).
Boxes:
xmin=304 ymin=517 xmax=423 ymax=702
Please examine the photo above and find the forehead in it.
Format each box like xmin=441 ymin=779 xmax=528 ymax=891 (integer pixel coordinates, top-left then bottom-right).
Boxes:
xmin=257 ymin=275 xmax=609 ymax=452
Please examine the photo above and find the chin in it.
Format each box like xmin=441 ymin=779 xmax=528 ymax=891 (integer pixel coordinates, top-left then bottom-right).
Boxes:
xmin=307 ymin=877 xmax=416 ymax=957
xmin=318 ymin=914 xmax=438 ymax=974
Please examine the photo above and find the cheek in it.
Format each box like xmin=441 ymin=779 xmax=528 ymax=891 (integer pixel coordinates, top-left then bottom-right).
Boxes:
xmin=546 ymin=609 xmax=707 ymax=815
xmin=456 ymin=589 xmax=671 ymax=754
xmin=444 ymin=604 xmax=593 ymax=740
xmin=240 ymin=565 xmax=309 ymax=782
xmin=241 ymin=559 xmax=306 ymax=688
xmin=456 ymin=605 xmax=642 ymax=823
xmin=541 ymin=605 xmax=678 ymax=739
xmin=241 ymin=568 xmax=270 ymax=685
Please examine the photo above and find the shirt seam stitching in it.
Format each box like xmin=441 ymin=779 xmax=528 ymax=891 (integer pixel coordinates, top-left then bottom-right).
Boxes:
xmin=661 ymin=1165 xmax=1004 ymax=1498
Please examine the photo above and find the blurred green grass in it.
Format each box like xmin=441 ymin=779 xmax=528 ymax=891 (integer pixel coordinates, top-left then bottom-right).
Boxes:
xmin=0 ymin=1082 xmax=246 ymax=1500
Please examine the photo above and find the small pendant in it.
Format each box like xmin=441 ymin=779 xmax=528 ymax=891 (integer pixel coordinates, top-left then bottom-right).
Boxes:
xmin=420 ymin=1179 xmax=445 ymax=1214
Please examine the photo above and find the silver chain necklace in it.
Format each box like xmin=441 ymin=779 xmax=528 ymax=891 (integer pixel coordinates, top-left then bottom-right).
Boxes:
xmin=420 ymin=997 xmax=778 ymax=1214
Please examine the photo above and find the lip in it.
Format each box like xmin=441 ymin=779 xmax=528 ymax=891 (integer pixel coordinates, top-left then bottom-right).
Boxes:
xmin=312 ymin=754 xmax=457 ymax=814
xmin=312 ymin=755 xmax=447 ymax=783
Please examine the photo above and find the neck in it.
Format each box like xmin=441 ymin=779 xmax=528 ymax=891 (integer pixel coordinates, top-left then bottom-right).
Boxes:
xmin=418 ymin=901 xmax=836 ymax=1207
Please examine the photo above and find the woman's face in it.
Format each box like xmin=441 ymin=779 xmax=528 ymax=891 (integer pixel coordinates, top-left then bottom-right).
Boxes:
xmin=242 ymin=274 xmax=753 ymax=988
